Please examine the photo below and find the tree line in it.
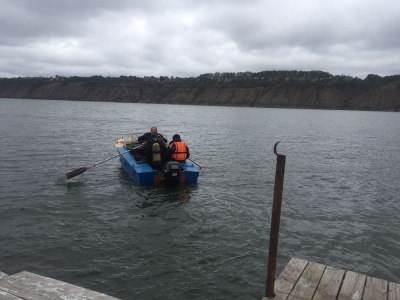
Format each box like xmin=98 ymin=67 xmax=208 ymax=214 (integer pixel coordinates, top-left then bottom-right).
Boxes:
xmin=1 ymin=70 xmax=399 ymax=91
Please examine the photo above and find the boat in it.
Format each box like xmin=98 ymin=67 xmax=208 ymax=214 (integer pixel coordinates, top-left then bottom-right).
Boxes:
xmin=114 ymin=133 xmax=200 ymax=186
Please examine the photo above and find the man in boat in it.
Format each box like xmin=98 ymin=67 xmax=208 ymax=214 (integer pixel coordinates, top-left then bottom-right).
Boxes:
xmin=138 ymin=126 xmax=167 ymax=143
xmin=141 ymin=127 xmax=168 ymax=170
xmin=167 ymin=134 xmax=190 ymax=163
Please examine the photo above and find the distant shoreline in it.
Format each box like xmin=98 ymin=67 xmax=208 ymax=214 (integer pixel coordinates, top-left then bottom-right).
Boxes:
xmin=1 ymin=71 xmax=399 ymax=111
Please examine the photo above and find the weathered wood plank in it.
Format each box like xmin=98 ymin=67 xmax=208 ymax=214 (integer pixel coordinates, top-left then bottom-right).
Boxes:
xmin=0 ymin=271 xmax=8 ymax=280
xmin=337 ymin=270 xmax=366 ymax=300
xmin=363 ymin=276 xmax=388 ymax=300
xmin=263 ymin=258 xmax=308 ymax=300
xmin=313 ymin=266 xmax=345 ymax=300
xmin=0 ymin=271 xmax=120 ymax=300
xmin=287 ymin=261 xmax=326 ymax=300
xmin=0 ymin=271 xmax=22 ymax=299
xmin=389 ymin=282 xmax=400 ymax=300
xmin=261 ymin=259 xmax=400 ymax=300
xmin=0 ymin=289 xmax=24 ymax=300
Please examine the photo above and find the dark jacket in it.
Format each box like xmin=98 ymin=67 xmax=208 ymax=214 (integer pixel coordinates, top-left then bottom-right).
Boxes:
xmin=138 ymin=132 xmax=167 ymax=143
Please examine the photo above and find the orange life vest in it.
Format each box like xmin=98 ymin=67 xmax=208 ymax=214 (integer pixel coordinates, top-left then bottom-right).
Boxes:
xmin=170 ymin=141 xmax=187 ymax=161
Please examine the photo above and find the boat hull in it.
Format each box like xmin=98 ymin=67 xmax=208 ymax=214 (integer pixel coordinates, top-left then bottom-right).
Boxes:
xmin=116 ymin=146 xmax=199 ymax=185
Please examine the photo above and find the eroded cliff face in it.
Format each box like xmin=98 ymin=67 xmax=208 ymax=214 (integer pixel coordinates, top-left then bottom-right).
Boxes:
xmin=1 ymin=79 xmax=400 ymax=111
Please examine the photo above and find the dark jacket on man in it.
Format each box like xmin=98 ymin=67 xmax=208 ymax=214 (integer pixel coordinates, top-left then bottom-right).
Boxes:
xmin=138 ymin=132 xmax=167 ymax=143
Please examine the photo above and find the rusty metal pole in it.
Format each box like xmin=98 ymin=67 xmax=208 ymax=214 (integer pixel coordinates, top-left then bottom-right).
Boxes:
xmin=265 ymin=142 xmax=286 ymax=298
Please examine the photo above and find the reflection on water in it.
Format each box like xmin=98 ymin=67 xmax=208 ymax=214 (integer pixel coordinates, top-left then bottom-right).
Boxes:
xmin=136 ymin=187 xmax=193 ymax=209
xmin=0 ymin=99 xmax=399 ymax=299
xmin=65 ymin=180 xmax=87 ymax=190
xmin=116 ymin=166 xmax=195 ymax=208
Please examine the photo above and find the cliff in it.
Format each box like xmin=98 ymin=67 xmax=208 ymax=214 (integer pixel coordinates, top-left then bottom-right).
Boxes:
xmin=1 ymin=71 xmax=400 ymax=111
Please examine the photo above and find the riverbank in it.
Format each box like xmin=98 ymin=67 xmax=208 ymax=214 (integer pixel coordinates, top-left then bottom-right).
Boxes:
xmin=1 ymin=71 xmax=400 ymax=111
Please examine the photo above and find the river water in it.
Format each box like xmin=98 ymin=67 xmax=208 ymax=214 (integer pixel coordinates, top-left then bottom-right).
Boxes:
xmin=0 ymin=98 xmax=399 ymax=299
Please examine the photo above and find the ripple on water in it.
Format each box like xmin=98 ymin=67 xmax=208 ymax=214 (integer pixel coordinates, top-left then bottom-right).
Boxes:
xmin=1 ymin=100 xmax=399 ymax=299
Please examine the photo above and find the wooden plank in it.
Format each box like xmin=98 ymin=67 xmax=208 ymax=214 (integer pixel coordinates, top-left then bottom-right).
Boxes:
xmin=0 ymin=271 xmax=22 ymax=299
xmin=337 ymin=270 xmax=366 ymax=300
xmin=262 ymin=259 xmax=400 ymax=300
xmin=0 ymin=289 xmax=24 ymax=300
xmin=0 ymin=271 xmax=8 ymax=280
xmin=389 ymin=282 xmax=400 ymax=300
xmin=266 ymin=258 xmax=308 ymax=300
xmin=0 ymin=271 xmax=120 ymax=300
xmin=287 ymin=261 xmax=326 ymax=300
xmin=313 ymin=266 xmax=345 ymax=300
xmin=363 ymin=276 xmax=388 ymax=300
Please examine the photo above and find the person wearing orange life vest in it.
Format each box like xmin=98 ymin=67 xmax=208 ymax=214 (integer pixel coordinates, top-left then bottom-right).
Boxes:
xmin=168 ymin=134 xmax=190 ymax=163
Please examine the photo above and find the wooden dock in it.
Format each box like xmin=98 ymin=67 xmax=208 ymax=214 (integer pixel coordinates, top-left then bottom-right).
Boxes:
xmin=0 ymin=270 xmax=120 ymax=299
xmin=263 ymin=257 xmax=400 ymax=300
xmin=2 ymin=257 xmax=400 ymax=299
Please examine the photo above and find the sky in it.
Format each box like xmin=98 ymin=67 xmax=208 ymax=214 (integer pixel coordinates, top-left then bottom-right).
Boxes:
xmin=1 ymin=0 xmax=399 ymax=79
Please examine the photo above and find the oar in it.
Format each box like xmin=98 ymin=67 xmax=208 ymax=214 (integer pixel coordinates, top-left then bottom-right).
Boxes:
xmin=66 ymin=145 xmax=142 ymax=179
xmin=187 ymin=158 xmax=203 ymax=169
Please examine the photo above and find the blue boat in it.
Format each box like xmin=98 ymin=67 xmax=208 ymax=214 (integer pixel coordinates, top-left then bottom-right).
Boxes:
xmin=115 ymin=134 xmax=200 ymax=185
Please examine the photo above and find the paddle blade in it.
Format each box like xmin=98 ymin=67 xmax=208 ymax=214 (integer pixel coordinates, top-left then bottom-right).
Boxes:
xmin=66 ymin=167 xmax=88 ymax=179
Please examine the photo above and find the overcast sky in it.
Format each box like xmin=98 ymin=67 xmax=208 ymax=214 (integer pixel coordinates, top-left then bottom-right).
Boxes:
xmin=1 ymin=0 xmax=399 ymax=79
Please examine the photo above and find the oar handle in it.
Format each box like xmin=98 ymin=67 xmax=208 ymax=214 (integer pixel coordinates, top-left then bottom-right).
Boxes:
xmin=89 ymin=144 xmax=143 ymax=169
xmin=89 ymin=150 xmax=128 ymax=168
xmin=66 ymin=144 xmax=143 ymax=179
xmin=187 ymin=158 xmax=202 ymax=169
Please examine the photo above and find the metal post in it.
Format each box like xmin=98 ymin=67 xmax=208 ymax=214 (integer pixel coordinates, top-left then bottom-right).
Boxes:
xmin=265 ymin=142 xmax=286 ymax=298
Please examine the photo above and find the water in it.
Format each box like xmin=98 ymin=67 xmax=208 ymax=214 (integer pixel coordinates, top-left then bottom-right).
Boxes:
xmin=0 ymin=98 xmax=399 ymax=299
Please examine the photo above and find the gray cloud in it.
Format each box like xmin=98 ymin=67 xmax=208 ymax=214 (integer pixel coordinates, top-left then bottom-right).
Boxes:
xmin=1 ymin=0 xmax=399 ymax=79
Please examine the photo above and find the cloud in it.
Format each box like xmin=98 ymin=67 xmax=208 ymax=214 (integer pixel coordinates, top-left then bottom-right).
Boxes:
xmin=1 ymin=0 xmax=399 ymax=79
